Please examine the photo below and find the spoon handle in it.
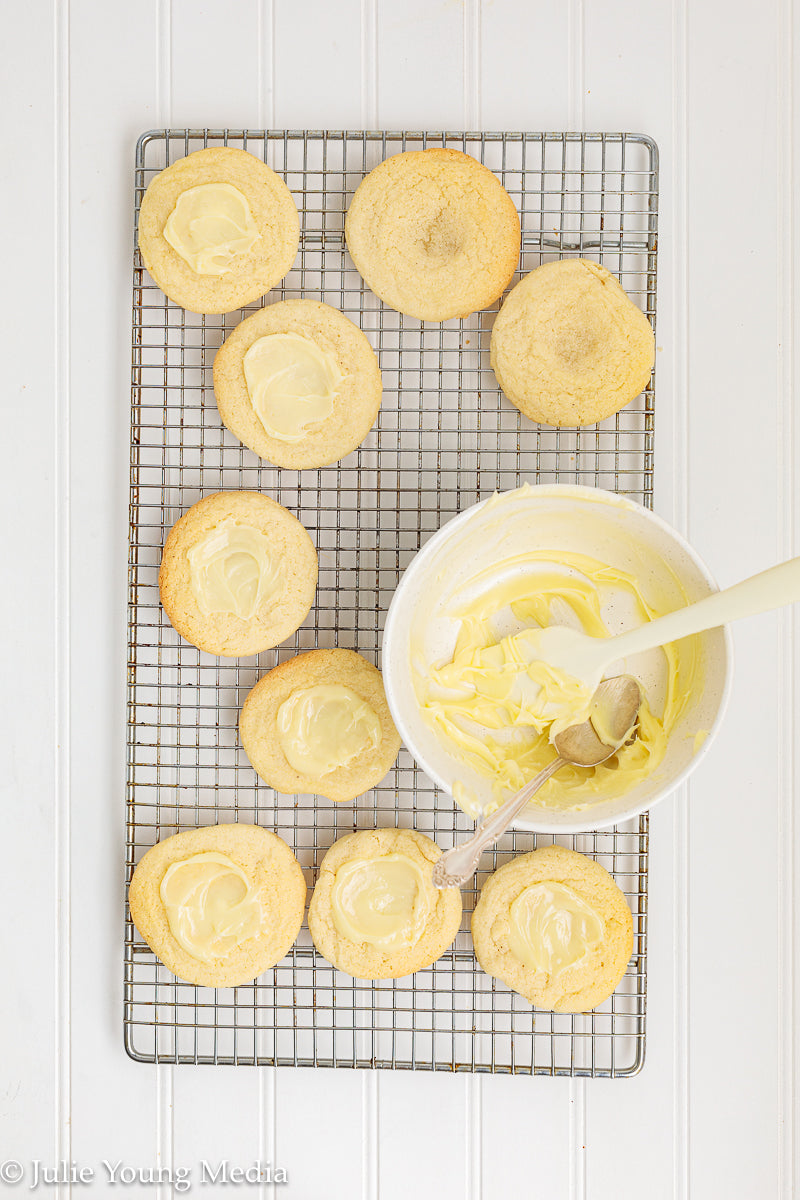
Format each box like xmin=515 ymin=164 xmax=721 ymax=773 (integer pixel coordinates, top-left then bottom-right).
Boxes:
xmin=595 ymin=554 xmax=800 ymax=666
xmin=432 ymin=758 xmax=565 ymax=888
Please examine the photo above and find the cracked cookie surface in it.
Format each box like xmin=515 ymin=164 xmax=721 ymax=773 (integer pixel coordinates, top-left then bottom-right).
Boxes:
xmin=490 ymin=258 xmax=655 ymax=427
xmin=345 ymin=148 xmax=520 ymax=321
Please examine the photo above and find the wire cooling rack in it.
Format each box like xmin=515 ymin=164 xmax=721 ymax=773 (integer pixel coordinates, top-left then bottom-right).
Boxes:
xmin=126 ymin=129 xmax=658 ymax=1075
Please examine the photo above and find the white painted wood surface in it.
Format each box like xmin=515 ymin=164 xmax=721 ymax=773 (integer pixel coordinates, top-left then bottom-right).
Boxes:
xmin=2 ymin=1 xmax=797 ymax=1196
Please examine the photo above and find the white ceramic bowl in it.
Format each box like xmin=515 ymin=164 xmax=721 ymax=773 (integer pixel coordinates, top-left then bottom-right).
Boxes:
xmin=382 ymin=484 xmax=732 ymax=833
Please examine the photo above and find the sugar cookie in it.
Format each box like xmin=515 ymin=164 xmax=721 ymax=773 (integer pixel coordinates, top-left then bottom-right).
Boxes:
xmin=138 ymin=147 xmax=299 ymax=314
xmin=308 ymin=828 xmax=462 ymax=979
xmin=239 ymin=648 xmax=401 ymax=802
xmin=471 ymin=844 xmax=633 ymax=1012
xmin=128 ymin=823 xmax=306 ymax=987
xmin=489 ymin=258 xmax=655 ymax=427
xmin=345 ymin=148 xmax=520 ymax=321
xmin=213 ymin=299 xmax=382 ymax=468
xmin=159 ymin=491 xmax=317 ymax=657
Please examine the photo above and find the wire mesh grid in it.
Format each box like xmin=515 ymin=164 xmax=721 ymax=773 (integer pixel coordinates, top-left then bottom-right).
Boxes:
xmin=125 ymin=129 xmax=658 ymax=1075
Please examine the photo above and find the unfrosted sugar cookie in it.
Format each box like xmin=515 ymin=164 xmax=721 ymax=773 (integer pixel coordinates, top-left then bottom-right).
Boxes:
xmin=489 ymin=258 xmax=655 ymax=427
xmin=159 ymin=491 xmax=317 ymax=657
xmin=471 ymin=844 xmax=634 ymax=1012
xmin=214 ymin=299 xmax=382 ymax=468
xmin=345 ymin=148 xmax=521 ymax=321
xmin=128 ymin=823 xmax=306 ymax=988
xmin=138 ymin=146 xmax=299 ymax=314
xmin=239 ymin=648 xmax=401 ymax=802
xmin=308 ymin=828 xmax=462 ymax=979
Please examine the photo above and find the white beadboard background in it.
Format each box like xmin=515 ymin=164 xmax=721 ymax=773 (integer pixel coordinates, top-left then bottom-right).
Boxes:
xmin=3 ymin=1 xmax=799 ymax=1197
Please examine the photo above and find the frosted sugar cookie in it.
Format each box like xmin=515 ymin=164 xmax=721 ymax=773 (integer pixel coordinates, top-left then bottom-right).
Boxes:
xmin=213 ymin=299 xmax=382 ymax=468
xmin=239 ymin=648 xmax=401 ymax=802
xmin=308 ymin=828 xmax=462 ymax=979
xmin=138 ymin=146 xmax=299 ymax=314
xmin=471 ymin=844 xmax=634 ymax=1012
xmin=128 ymin=823 xmax=305 ymax=987
xmin=159 ymin=491 xmax=317 ymax=657
xmin=489 ymin=258 xmax=655 ymax=427
xmin=345 ymin=148 xmax=521 ymax=321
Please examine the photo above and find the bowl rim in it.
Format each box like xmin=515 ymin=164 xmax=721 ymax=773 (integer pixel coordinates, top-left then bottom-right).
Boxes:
xmin=382 ymin=483 xmax=734 ymax=833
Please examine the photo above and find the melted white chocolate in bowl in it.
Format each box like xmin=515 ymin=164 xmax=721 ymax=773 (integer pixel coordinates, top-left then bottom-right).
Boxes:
xmin=417 ymin=547 xmax=695 ymax=814
xmin=382 ymin=485 xmax=730 ymax=831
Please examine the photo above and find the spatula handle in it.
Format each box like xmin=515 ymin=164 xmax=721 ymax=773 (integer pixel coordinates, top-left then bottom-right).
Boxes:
xmin=599 ymin=555 xmax=800 ymax=664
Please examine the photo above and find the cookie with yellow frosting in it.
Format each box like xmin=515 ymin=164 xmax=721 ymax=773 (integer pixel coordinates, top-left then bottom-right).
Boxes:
xmin=239 ymin=648 xmax=401 ymax=802
xmin=489 ymin=258 xmax=655 ymax=427
xmin=213 ymin=299 xmax=382 ymax=468
xmin=128 ymin=823 xmax=306 ymax=987
xmin=345 ymin=148 xmax=520 ymax=321
xmin=471 ymin=845 xmax=633 ymax=1012
xmin=159 ymin=491 xmax=317 ymax=657
xmin=308 ymin=828 xmax=462 ymax=979
xmin=138 ymin=146 xmax=300 ymax=314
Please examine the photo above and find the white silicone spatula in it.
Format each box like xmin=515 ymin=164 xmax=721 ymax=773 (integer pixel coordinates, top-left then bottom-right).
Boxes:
xmin=528 ymin=553 xmax=800 ymax=697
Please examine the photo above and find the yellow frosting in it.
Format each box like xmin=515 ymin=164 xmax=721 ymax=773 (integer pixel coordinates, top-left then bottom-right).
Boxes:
xmin=330 ymin=854 xmax=430 ymax=949
xmin=693 ymin=728 xmax=710 ymax=753
xmin=186 ymin=517 xmax=280 ymax=620
xmin=163 ymin=183 xmax=259 ymax=275
xmin=508 ymin=881 xmax=604 ymax=976
xmin=159 ymin=851 xmax=263 ymax=962
xmin=277 ymin=684 xmax=382 ymax=777
xmin=418 ymin=550 xmax=699 ymax=812
xmin=243 ymin=333 xmax=341 ymax=442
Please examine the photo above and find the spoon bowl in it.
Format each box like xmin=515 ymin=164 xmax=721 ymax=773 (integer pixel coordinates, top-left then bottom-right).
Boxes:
xmin=431 ymin=675 xmax=643 ymax=889
xmin=553 ymin=674 xmax=642 ymax=766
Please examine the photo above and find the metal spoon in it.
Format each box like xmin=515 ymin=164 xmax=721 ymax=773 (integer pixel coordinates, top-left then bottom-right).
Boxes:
xmin=431 ymin=675 xmax=642 ymax=889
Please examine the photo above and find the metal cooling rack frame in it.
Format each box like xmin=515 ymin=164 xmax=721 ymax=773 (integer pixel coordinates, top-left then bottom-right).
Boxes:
xmin=125 ymin=128 xmax=658 ymax=1076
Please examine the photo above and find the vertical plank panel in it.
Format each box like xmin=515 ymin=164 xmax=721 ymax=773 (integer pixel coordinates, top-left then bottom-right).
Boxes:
xmin=66 ymin=1 xmax=163 ymax=1194
xmin=273 ymin=0 xmax=363 ymax=129
xmin=376 ymin=1075 xmax=472 ymax=1200
xmin=480 ymin=1077 xmax=571 ymax=1200
xmin=786 ymin=10 xmax=800 ymax=1198
xmin=172 ymin=1069 xmax=269 ymax=1196
xmin=479 ymin=1 xmax=570 ymax=132
xmin=786 ymin=4 xmax=800 ymax=1190
xmin=683 ymin=2 xmax=782 ymax=1198
xmin=375 ymin=0 xmax=465 ymax=128
xmin=1 ymin=2 xmax=58 ymax=1175
xmin=169 ymin=0 xmax=262 ymax=126
xmin=271 ymin=1068 xmax=365 ymax=1200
